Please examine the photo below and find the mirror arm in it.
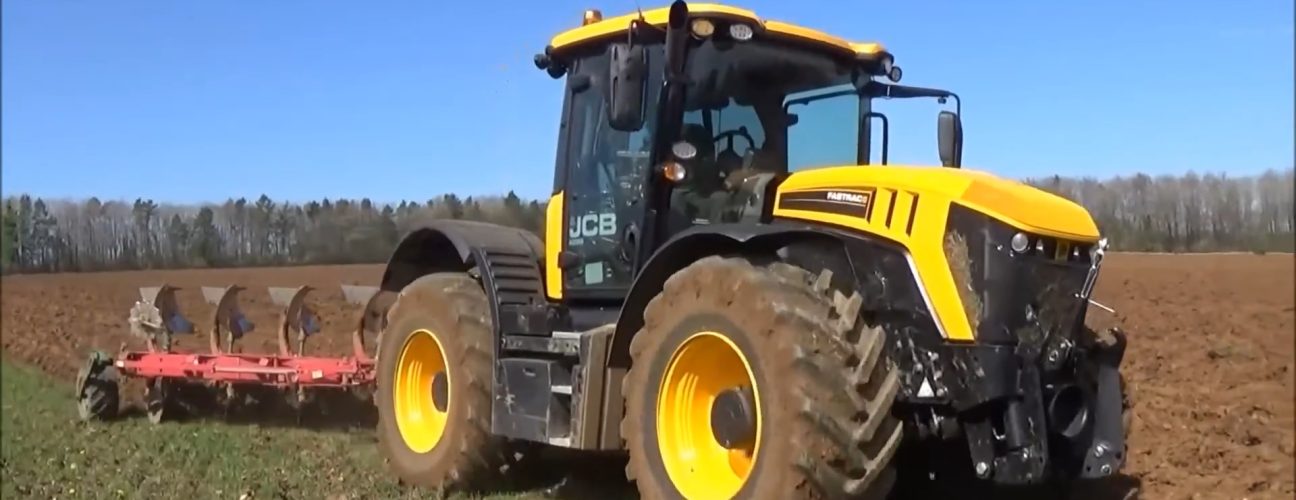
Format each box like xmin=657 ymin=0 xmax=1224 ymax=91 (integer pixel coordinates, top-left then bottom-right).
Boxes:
xmin=946 ymin=92 xmax=962 ymax=115
xmin=866 ymin=112 xmax=889 ymax=165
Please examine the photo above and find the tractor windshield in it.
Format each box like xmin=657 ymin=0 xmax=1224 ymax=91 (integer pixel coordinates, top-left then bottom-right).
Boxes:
xmin=665 ymin=36 xmax=862 ymax=229
xmin=681 ymin=37 xmax=861 ymax=175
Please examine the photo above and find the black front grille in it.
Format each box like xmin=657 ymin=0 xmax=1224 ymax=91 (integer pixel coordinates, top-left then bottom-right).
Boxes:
xmin=944 ymin=204 xmax=1091 ymax=352
xmin=1016 ymin=257 xmax=1088 ymax=350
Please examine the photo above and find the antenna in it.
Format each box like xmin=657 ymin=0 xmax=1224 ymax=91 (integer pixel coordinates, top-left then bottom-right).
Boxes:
xmin=628 ymin=0 xmax=666 ymax=37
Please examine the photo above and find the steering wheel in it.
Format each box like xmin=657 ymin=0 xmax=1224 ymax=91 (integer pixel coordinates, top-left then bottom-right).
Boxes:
xmin=713 ymin=127 xmax=756 ymax=155
xmin=713 ymin=127 xmax=756 ymax=177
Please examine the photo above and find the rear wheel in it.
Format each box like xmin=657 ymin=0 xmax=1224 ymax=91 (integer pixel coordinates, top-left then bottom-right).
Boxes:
xmin=623 ymin=256 xmax=903 ymax=499
xmin=376 ymin=273 xmax=519 ymax=492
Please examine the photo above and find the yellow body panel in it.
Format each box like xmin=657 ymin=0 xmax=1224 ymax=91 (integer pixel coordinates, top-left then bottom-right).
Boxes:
xmin=545 ymin=192 xmax=564 ymax=300
xmin=780 ymin=165 xmax=1100 ymax=240
xmin=773 ymin=165 xmax=1100 ymax=342
xmin=548 ymin=3 xmax=886 ymax=61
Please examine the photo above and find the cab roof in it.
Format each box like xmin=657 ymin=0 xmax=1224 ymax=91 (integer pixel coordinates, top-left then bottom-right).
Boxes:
xmin=547 ymin=3 xmax=890 ymax=64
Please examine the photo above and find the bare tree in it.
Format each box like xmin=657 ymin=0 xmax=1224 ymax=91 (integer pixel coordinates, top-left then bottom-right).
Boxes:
xmin=3 ymin=168 xmax=1291 ymax=274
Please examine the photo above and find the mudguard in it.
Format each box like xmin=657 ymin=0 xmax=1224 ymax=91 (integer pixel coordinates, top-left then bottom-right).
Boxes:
xmin=608 ymin=222 xmax=855 ymax=369
xmin=381 ymin=220 xmax=549 ymax=347
xmin=380 ymin=220 xmax=544 ymax=293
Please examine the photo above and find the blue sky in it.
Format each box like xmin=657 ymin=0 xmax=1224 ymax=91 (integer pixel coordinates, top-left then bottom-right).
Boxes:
xmin=3 ymin=0 xmax=1292 ymax=204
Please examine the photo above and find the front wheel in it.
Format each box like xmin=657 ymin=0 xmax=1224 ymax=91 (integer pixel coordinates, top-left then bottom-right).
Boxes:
xmin=622 ymin=257 xmax=904 ymax=499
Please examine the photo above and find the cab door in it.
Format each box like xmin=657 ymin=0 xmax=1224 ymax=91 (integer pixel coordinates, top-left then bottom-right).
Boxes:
xmin=544 ymin=45 xmax=661 ymax=302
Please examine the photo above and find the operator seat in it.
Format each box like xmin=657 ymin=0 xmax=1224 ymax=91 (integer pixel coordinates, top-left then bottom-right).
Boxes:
xmin=715 ymin=145 xmax=744 ymax=180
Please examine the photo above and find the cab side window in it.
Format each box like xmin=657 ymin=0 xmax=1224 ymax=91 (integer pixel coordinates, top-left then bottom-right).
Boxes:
xmin=560 ymin=46 xmax=661 ymax=292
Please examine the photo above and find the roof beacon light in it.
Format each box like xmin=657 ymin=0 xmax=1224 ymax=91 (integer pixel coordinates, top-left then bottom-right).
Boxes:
xmin=582 ymin=9 xmax=602 ymax=25
xmin=729 ymin=23 xmax=753 ymax=41
xmin=690 ymin=18 xmax=715 ymax=38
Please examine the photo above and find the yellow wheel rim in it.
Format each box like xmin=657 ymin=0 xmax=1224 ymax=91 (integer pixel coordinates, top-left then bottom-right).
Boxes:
xmin=394 ymin=329 xmax=450 ymax=453
xmin=657 ymin=331 xmax=761 ymax=499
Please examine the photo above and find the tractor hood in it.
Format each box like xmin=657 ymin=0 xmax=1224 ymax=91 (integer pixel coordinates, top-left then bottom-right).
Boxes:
xmin=775 ymin=165 xmax=1100 ymax=241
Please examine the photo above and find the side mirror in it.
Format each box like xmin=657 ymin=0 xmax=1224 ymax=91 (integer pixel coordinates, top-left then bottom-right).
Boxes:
xmin=607 ymin=43 xmax=647 ymax=131
xmin=938 ymin=110 xmax=963 ymax=168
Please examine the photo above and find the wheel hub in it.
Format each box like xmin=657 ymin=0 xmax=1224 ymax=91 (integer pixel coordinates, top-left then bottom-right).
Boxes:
xmin=432 ymin=371 xmax=448 ymax=412
xmin=710 ymin=386 xmax=757 ymax=449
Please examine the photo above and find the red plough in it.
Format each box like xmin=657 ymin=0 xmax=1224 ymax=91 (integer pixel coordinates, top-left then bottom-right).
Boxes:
xmin=75 ymin=284 xmax=393 ymax=423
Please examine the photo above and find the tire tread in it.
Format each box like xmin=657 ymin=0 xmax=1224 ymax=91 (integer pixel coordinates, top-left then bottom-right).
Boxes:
xmin=623 ymin=257 xmax=903 ymax=499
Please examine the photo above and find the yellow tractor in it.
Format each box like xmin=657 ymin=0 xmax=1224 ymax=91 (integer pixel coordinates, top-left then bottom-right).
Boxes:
xmin=373 ymin=2 xmax=1130 ymax=498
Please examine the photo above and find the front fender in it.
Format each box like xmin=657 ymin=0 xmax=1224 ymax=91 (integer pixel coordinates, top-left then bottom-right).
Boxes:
xmin=608 ymin=222 xmax=844 ymax=369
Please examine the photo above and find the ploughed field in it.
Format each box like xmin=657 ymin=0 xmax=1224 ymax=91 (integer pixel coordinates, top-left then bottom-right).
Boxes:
xmin=1 ymin=254 xmax=1292 ymax=499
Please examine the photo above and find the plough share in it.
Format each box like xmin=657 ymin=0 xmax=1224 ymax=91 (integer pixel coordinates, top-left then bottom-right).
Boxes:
xmin=75 ymin=284 xmax=394 ymax=423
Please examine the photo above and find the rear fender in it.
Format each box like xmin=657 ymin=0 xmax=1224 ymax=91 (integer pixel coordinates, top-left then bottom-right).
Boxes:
xmin=379 ymin=219 xmax=548 ymax=356
xmin=380 ymin=220 xmax=544 ymax=293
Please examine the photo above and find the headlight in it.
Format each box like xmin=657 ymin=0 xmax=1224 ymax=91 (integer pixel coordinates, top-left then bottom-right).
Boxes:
xmin=690 ymin=19 xmax=715 ymax=38
xmin=1010 ymin=232 xmax=1030 ymax=253
xmin=728 ymin=23 xmax=754 ymax=41
xmin=671 ymin=141 xmax=698 ymax=160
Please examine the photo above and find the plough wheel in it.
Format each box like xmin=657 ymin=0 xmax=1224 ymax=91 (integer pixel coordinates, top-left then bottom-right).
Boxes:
xmin=76 ymin=351 xmax=119 ymax=421
xmin=375 ymin=273 xmax=525 ymax=493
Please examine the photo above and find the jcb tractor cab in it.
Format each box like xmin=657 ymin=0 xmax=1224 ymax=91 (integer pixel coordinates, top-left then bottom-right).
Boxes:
xmin=374 ymin=2 xmax=1130 ymax=498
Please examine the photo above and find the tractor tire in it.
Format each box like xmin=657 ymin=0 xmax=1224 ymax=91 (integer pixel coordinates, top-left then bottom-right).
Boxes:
xmin=375 ymin=272 xmax=517 ymax=493
xmin=622 ymin=256 xmax=903 ymax=500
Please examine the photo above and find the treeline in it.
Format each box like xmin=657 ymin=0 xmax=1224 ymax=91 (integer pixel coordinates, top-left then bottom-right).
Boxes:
xmin=1 ymin=169 xmax=1291 ymax=274
xmin=0 ymin=192 xmax=545 ymax=274
xmin=1025 ymin=168 xmax=1293 ymax=253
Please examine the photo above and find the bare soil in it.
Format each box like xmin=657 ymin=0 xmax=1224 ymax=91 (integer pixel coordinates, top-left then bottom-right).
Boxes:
xmin=2 ymin=254 xmax=1292 ymax=499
